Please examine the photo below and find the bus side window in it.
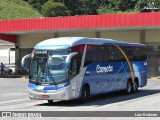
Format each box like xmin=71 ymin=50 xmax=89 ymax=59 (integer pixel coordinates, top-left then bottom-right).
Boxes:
xmin=84 ymin=53 xmax=91 ymax=67
xmin=91 ymin=46 xmax=97 ymax=63
xmin=97 ymin=46 xmax=103 ymax=62
xmin=133 ymin=47 xmax=141 ymax=61
xmin=108 ymin=46 xmax=113 ymax=62
xmin=84 ymin=45 xmax=93 ymax=67
xmin=71 ymin=59 xmax=77 ymax=76
xmin=104 ymin=46 xmax=109 ymax=62
xmin=141 ymin=47 xmax=147 ymax=60
xmin=126 ymin=47 xmax=134 ymax=61
xmin=108 ymin=46 xmax=119 ymax=62
xmin=69 ymin=55 xmax=79 ymax=78
xmin=119 ymin=46 xmax=127 ymax=61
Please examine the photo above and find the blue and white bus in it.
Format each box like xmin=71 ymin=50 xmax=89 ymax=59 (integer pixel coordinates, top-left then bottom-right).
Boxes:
xmin=22 ymin=37 xmax=147 ymax=103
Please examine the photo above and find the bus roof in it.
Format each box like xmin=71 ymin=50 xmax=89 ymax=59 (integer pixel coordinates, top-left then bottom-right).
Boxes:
xmin=34 ymin=37 xmax=145 ymax=50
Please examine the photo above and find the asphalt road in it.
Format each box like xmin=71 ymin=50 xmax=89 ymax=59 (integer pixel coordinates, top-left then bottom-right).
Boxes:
xmin=0 ymin=77 xmax=160 ymax=119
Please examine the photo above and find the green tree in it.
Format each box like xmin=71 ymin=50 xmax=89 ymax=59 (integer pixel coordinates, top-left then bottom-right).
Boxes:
xmin=53 ymin=0 xmax=79 ymax=15
xmin=97 ymin=0 xmax=118 ymax=14
xmin=97 ymin=6 xmax=117 ymax=14
xmin=98 ymin=0 xmax=138 ymax=14
xmin=77 ymin=0 xmax=99 ymax=15
xmin=117 ymin=0 xmax=137 ymax=12
xmin=41 ymin=1 xmax=70 ymax=17
xmin=23 ymin=0 xmax=48 ymax=11
xmin=136 ymin=0 xmax=160 ymax=12
xmin=97 ymin=0 xmax=109 ymax=6
xmin=63 ymin=0 xmax=79 ymax=15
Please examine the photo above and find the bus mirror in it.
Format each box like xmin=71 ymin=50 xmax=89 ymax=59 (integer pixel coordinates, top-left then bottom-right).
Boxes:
xmin=66 ymin=52 xmax=78 ymax=68
xmin=21 ymin=54 xmax=31 ymax=69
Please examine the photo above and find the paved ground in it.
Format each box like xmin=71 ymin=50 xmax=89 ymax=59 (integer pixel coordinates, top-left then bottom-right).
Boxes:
xmin=0 ymin=77 xmax=160 ymax=119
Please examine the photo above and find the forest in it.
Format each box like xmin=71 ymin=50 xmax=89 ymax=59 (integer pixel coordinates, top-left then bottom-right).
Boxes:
xmin=0 ymin=0 xmax=159 ymax=20
xmin=24 ymin=0 xmax=160 ymax=17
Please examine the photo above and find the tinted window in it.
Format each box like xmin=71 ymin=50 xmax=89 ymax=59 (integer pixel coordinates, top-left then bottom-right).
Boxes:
xmin=141 ymin=47 xmax=147 ymax=60
xmin=97 ymin=46 xmax=105 ymax=62
xmin=84 ymin=45 xmax=97 ymax=67
xmin=91 ymin=46 xmax=97 ymax=62
xmin=118 ymin=46 xmax=126 ymax=61
xmin=84 ymin=44 xmax=146 ymax=67
xmin=125 ymin=46 xmax=147 ymax=61
xmin=126 ymin=47 xmax=134 ymax=61
xmin=84 ymin=45 xmax=93 ymax=67
xmin=71 ymin=45 xmax=85 ymax=53
xmin=103 ymin=46 xmax=109 ymax=62
xmin=108 ymin=46 xmax=124 ymax=62
xmin=133 ymin=47 xmax=141 ymax=61
xmin=71 ymin=44 xmax=85 ymax=69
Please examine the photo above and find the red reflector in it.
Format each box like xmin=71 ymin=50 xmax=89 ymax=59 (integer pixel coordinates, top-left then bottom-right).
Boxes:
xmin=31 ymin=50 xmax=35 ymax=57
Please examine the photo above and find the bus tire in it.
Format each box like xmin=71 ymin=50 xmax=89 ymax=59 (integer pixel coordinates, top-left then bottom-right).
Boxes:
xmin=48 ymin=100 xmax=54 ymax=104
xmin=125 ymin=80 xmax=132 ymax=95
xmin=132 ymin=80 xmax=138 ymax=93
xmin=79 ymin=85 xmax=90 ymax=103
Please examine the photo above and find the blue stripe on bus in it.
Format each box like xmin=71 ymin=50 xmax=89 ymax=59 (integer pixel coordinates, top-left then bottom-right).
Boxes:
xmin=28 ymin=82 xmax=70 ymax=90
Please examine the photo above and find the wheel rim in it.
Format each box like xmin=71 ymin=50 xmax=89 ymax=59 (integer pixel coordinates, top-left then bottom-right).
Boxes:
xmin=133 ymin=82 xmax=138 ymax=91
xmin=128 ymin=82 xmax=131 ymax=93
xmin=84 ymin=88 xmax=87 ymax=99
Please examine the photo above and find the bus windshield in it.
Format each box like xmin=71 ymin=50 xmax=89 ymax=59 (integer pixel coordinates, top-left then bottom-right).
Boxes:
xmin=29 ymin=49 xmax=70 ymax=85
xmin=48 ymin=55 xmax=67 ymax=83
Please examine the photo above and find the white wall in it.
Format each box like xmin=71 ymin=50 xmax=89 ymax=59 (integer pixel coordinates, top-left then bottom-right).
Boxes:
xmin=0 ymin=49 xmax=15 ymax=64
xmin=59 ymin=32 xmax=96 ymax=38
xmin=101 ymin=31 xmax=140 ymax=43
xmin=19 ymin=33 xmax=54 ymax=48
xmin=19 ymin=30 xmax=160 ymax=50
xmin=146 ymin=30 xmax=160 ymax=42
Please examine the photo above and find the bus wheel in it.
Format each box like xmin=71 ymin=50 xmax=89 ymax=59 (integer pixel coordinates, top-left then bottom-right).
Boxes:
xmin=125 ymin=80 xmax=132 ymax=94
xmin=132 ymin=81 xmax=138 ymax=93
xmin=79 ymin=86 xmax=90 ymax=103
xmin=48 ymin=100 xmax=53 ymax=104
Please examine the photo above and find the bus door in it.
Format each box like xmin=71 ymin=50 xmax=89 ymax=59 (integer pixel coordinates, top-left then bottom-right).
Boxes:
xmin=66 ymin=52 xmax=82 ymax=98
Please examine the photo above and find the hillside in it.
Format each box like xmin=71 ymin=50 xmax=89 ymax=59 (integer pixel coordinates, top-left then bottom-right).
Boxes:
xmin=0 ymin=0 xmax=43 ymax=20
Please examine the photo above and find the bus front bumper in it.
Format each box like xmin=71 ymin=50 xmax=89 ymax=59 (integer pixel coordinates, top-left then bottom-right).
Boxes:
xmin=28 ymin=86 xmax=70 ymax=101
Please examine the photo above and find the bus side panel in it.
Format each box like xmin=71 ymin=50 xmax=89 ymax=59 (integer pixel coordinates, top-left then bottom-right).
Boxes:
xmin=132 ymin=61 xmax=147 ymax=87
xmin=69 ymin=76 xmax=82 ymax=100
xmin=82 ymin=62 xmax=131 ymax=96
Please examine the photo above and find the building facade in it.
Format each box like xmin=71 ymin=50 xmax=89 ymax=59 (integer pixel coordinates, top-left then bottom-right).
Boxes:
xmin=0 ymin=12 xmax=160 ymax=76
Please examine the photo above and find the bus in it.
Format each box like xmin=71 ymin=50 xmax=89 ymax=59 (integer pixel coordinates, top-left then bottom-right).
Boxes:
xmin=21 ymin=37 xmax=147 ymax=103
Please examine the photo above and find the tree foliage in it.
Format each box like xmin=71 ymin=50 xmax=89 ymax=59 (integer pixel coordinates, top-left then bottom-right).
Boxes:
xmin=77 ymin=0 xmax=99 ymax=15
xmin=23 ymin=0 xmax=160 ymax=17
xmin=136 ymin=0 xmax=160 ymax=12
xmin=117 ymin=0 xmax=137 ymax=12
xmin=23 ymin=0 xmax=48 ymax=11
xmin=41 ymin=1 xmax=70 ymax=17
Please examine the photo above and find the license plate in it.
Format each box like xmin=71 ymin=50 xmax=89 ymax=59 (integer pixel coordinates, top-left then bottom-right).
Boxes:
xmin=42 ymin=95 xmax=49 ymax=99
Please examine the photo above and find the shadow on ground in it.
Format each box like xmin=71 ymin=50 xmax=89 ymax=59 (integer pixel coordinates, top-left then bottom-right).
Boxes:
xmin=37 ymin=89 xmax=160 ymax=107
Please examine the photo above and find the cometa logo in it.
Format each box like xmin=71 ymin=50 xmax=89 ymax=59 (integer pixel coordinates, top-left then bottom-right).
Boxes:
xmin=96 ymin=65 xmax=113 ymax=73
